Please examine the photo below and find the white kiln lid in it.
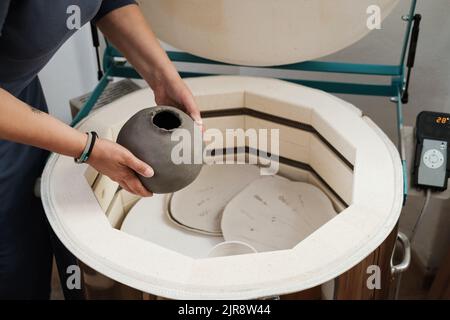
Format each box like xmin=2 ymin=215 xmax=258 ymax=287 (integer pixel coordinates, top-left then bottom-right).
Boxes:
xmin=138 ymin=0 xmax=399 ymax=66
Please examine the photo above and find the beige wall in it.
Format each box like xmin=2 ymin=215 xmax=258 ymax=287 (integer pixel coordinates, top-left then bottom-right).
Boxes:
xmin=40 ymin=24 xmax=98 ymax=122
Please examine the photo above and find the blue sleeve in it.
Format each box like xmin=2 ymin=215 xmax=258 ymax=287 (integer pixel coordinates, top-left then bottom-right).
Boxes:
xmin=93 ymin=0 xmax=137 ymax=23
xmin=0 ymin=0 xmax=11 ymax=36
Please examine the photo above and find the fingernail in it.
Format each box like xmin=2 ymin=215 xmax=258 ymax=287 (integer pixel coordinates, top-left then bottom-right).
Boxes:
xmin=144 ymin=167 xmax=154 ymax=177
xmin=194 ymin=119 xmax=204 ymax=134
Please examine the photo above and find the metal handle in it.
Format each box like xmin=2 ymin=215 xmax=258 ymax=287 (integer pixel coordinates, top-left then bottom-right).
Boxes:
xmin=391 ymin=232 xmax=411 ymax=275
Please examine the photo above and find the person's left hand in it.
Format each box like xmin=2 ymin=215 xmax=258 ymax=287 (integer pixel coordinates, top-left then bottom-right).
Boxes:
xmin=149 ymin=67 xmax=203 ymax=128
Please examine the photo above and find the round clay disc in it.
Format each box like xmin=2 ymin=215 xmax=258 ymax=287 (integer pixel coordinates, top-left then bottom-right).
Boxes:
xmin=169 ymin=164 xmax=262 ymax=235
xmin=221 ymin=176 xmax=337 ymax=252
xmin=121 ymin=194 xmax=223 ymax=258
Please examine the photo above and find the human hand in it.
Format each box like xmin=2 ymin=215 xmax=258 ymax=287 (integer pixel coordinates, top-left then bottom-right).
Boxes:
xmin=96 ymin=5 xmax=202 ymax=128
xmin=87 ymin=138 xmax=154 ymax=197
xmin=149 ymin=67 xmax=203 ymax=129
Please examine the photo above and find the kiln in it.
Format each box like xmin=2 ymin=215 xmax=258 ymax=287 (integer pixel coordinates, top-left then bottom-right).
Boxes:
xmin=41 ymin=0 xmax=421 ymax=299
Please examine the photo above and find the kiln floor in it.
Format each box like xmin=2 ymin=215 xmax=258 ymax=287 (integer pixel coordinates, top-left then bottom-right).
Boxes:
xmin=121 ymin=165 xmax=337 ymax=259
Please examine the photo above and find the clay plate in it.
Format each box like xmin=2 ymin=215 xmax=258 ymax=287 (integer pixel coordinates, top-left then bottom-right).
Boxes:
xmin=168 ymin=164 xmax=261 ymax=235
xmin=221 ymin=176 xmax=337 ymax=252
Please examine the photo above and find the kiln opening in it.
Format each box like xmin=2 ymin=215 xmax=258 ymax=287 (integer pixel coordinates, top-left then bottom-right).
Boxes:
xmin=85 ymin=87 xmax=357 ymax=260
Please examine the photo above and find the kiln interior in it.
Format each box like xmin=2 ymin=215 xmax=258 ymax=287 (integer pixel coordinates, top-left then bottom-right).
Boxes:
xmin=85 ymin=85 xmax=355 ymax=260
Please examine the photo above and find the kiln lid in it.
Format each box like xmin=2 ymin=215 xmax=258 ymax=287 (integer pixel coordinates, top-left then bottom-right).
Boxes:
xmin=138 ymin=0 xmax=399 ymax=66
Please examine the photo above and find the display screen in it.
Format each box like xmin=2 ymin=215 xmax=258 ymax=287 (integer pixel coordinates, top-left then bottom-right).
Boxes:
xmin=435 ymin=116 xmax=450 ymax=124
xmin=417 ymin=111 xmax=450 ymax=142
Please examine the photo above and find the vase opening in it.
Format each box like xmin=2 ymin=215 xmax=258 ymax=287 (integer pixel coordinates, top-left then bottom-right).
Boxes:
xmin=152 ymin=110 xmax=182 ymax=131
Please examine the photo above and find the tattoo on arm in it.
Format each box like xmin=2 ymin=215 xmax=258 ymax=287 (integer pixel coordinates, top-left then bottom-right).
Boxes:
xmin=30 ymin=106 xmax=43 ymax=114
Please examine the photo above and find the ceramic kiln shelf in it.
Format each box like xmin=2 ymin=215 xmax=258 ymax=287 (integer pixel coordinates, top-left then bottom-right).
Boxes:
xmin=121 ymin=166 xmax=338 ymax=258
xmin=168 ymin=164 xmax=263 ymax=236
xmin=41 ymin=76 xmax=403 ymax=299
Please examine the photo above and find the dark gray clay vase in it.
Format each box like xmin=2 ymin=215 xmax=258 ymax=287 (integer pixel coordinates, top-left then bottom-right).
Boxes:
xmin=117 ymin=106 xmax=203 ymax=194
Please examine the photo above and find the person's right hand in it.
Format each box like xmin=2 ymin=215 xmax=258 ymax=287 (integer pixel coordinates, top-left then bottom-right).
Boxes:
xmin=87 ymin=138 xmax=154 ymax=197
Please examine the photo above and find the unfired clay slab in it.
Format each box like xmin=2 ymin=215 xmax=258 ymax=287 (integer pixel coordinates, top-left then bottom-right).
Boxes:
xmin=169 ymin=164 xmax=261 ymax=234
xmin=121 ymin=194 xmax=223 ymax=258
xmin=221 ymin=177 xmax=337 ymax=252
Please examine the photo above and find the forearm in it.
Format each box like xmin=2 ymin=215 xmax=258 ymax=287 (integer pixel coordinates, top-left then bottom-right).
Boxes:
xmin=0 ymin=88 xmax=86 ymax=157
xmin=96 ymin=4 xmax=202 ymax=123
xmin=96 ymin=4 xmax=177 ymax=87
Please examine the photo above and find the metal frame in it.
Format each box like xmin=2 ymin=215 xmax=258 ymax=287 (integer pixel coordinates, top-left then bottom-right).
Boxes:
xmin=72 ymin=0 xmax=418 ymax=200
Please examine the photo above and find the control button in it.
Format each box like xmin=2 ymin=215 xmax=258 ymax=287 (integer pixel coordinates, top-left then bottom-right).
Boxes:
xmin=423 ymin=149 xmax=445 ymax=169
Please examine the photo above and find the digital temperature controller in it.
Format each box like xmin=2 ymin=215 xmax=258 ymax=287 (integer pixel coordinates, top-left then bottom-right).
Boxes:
xmin=414 ymin=111 xmax=450 ymax=191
